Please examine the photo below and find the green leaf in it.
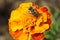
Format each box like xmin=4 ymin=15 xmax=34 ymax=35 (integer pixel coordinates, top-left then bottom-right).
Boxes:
xmin=57 ymin=17 xmax=60 ymax=27
xmin=54 ymin=11 xmax=58 ymax=18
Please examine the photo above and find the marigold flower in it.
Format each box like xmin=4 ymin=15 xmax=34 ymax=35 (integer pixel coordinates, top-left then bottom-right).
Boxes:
xmin=8 ymin=2 xmax=52 ymax=40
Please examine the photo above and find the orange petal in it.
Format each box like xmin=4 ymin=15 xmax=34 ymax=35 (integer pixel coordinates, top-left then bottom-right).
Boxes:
xmin=31 ymin=33 xmax=44 ymax=40
xmin=46 ymin=12 xmax=51 ymax=18
xmin=9 ymin=29 xmax=23 ymax=39
xmin=41 ymin=7 xmax=48 ymax=12
xmin=45 ymin=19 xmax=52 ymax=25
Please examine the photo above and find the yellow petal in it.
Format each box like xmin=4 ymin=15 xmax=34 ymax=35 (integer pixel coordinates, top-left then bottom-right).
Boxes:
xmin=35 ymin=26 xmax=45 ymax=33
xmin=41 ymin=24 xmax=49 ymax=30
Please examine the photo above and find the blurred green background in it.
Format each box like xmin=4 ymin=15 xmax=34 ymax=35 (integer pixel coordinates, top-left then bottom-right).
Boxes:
xmin=0 ymin=0 xmax=60 ymax=40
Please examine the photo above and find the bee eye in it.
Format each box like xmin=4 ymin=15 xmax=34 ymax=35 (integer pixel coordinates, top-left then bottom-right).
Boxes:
xmin=29 ymin=7 xmax=39 ymax=17
xmin=29 ymin=7 xmax=34 ymax=12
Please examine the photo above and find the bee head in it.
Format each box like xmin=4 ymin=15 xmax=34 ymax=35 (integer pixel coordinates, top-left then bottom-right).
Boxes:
xmin=29 ymin=7 xmax=39 ymax=17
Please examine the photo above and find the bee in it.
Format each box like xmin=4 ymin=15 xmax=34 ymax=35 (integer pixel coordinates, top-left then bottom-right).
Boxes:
xmin=29 ymin=7 xmax=39 ymax=17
